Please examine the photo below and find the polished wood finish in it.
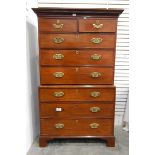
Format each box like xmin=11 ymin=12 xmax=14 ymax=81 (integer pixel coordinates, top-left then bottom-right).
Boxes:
xmin=105 ymin=137 xmax=115 ymax=147
xmin=40 ymin=102 xmax=114 ymax=118
xmin=39 ymin=87 xmax=115 ymax=102
xmin=40 ymin=118 xmax=113 ymax=136
xmin=32 ymin=7 xmax=123 ymax=147
xmin=33 ymin=8 xmax=123 ymax=17
xmin=39 ymin=137 xmax=50 ymax=147
xmin=40 ymin=34 xmax=115 ymax=49
xmin=40 ymin=50 xmax=114 ymax=66
xmin=40 ymin=67 xmax=114 ymax=84
xmin=79 ymin=18 xmax=117 ymax=32
xmin=39 ymin=18 xmax=77 ymax=32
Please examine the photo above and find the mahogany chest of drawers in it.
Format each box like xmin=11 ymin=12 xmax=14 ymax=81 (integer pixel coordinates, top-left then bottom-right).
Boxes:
xmin=33 ymin=8 xmax=123 ymax=147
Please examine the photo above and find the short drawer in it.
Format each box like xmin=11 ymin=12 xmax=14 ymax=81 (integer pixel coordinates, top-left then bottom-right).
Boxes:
xmin=40 ymin=102 xmax=114 ymax=118
xmin=39 ymin=18 xmax=77 ymax=32
xmin=40 ymin=67 xmax=114 ymax=85
xmin=39 ymin=86 xmax=115 ymax=102
xmin=40 ymin=34 xmax=115 ymax=49
xmin=40 ymin=50 xmax=114 ymax=66
xmin=40 ymin=118 xmax=113 ymax=136
xmin=79 ymin=18 xmax=117 ymax=32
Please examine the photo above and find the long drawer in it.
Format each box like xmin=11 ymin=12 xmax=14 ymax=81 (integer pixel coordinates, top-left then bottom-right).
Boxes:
xmin=40 ymin=118 xmax=113 ymax=136
xmin=40 ymin=67 xmax=114 ymax=85
xmin=39 ymin=86 xmax=115 ymax=102
xmin=40 ymin=102 xmax=114 ymax=118
xmin=40 ymin=50 xmax=114 ymax=66
xmin=40 ymin=34 xmax=115 ymax=49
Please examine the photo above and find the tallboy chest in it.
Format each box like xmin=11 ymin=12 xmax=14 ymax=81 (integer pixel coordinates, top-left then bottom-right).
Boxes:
xmin=33 ymin=8 xmax=123 ymax=147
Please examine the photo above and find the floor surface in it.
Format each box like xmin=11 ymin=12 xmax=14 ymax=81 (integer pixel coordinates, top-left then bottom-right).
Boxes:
xmin=27 ymin=126 xmax=129 ymax=155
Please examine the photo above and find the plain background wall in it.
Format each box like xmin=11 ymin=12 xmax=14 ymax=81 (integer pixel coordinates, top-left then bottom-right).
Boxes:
xmin=26 ymin=0 xmax=39 ymax=152
xmin=0 ymin=1 xmax=30 ymax=155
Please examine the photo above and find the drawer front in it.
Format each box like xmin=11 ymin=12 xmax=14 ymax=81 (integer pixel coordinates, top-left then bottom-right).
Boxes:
xmin=40 ymin=102 xmax=114 ymax=118
xmin=40 ymin=67 xmax=113 ymax=84
xmin=40 ymin=118 xmax=113 ymax=136
xmin=39 ymin=87 xmax=115 ymax=102
xmin=40 ymin=34 xmax=115 ymax=49
xmin=39 ymin=18 xmax=77 ymax=32
xmin=40 ymin=50 xmax=114 ymax=66
xmin=79 ymin=18 xmax=117 ymax=32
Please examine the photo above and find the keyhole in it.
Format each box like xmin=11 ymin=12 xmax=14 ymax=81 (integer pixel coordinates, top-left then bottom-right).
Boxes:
xmin=76 ymin=51 xmax=79 ymax=54
xmin=76 ymin=34 xmax=79 ymax=39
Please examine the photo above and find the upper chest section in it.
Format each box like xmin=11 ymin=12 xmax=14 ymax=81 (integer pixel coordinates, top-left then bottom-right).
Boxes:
xmin=38 ymin=17 xmax=117 ymax=33
xmin=33 ymin=8 xmax=123 ymax=33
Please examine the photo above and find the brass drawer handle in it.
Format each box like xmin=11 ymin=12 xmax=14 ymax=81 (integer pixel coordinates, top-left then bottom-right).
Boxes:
xmin=91 ymin=72 xmax=101 ymax=78
xmin=90 ymin=91 xmax=101 ymax=98
xmin=93 ymin=23 xmax=103 ymax=29
xmin=55 ymin=123 xmax=64 ymax=129
xmin=55 ymin=107 xmax=62 ymax=112
xmin=90 ymin=123 xmax=100 ymax=129
xmin=91 ymin=38 xmax=103 ymax=44
xmin=53 ymin=72 xmax=64 ymax=78
xmin=53 ymin=20 xmax=64 ymax=29
xmin=53 ymin=92 xmax=64 ymax=97
xmin=53 ymin=23 xmax=63 ymax=29
xmin=92 ymin=20 xmax=103 ymax=29
xmin=53 ymin=53 xmax=64 ymax=60
xmin=91 ymin=54 xmax=102 ymax=60
xmin=90 ymin=107 xmax=101 ymax=113
xmin=53 ymin=37 xmax=64 ymax=44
